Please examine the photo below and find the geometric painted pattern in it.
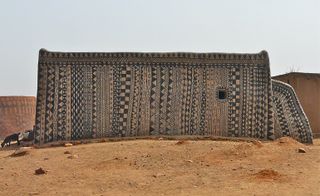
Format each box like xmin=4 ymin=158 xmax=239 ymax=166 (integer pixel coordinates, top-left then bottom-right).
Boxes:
xmin=34 ymin=49 xmax=312 ymax=145
xmin=272 ymin=80 xmax=313 ymax=143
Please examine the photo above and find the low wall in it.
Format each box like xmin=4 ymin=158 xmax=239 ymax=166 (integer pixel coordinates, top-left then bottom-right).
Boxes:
xmin=272 ymin=80 xmax=313 ymax=143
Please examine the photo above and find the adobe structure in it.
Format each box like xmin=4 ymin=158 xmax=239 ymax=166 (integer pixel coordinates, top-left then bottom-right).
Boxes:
xmin=0 ymin=96 xmax=36 ymax=139
xmin=272 ymin=80 xmax=313 ymax=141
xmin=34 ymin=49 xmax=313 ymax=145
xmin=273 ymin=72 xmax=320 ymax=138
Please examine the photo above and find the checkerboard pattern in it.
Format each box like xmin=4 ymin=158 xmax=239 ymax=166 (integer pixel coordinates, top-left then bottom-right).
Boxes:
xmin=272 ymin=80 xmax=313 ymax=143
xmin=228 ymin=67 xmax=241 ymax=137
xmin=118 ymin=66 xmax=132 ymax=135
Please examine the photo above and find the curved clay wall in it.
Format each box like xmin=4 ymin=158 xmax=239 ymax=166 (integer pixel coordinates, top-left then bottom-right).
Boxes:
xmin=0 ymin=96 xmax=36 ymax=139
xmin=272 ymin=80 xmax=313 ymax=143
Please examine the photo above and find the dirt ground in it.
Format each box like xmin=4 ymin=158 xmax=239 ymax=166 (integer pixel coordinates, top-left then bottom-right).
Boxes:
xmin=0 ymin=137 xmax=319 ymax=196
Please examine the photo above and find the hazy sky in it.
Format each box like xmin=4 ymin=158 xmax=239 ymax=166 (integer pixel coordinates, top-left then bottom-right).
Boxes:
xmin=0 ymin=0 xmax=319 ymax=96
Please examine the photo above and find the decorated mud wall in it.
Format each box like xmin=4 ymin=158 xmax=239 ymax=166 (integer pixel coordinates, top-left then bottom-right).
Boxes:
xmin=0 ymin=96 xmax=36 ymax=139
xmin=272 ymin=80 xmax=313 ymax=143
xmin=34 ymin=49 xmax=312 ymax=144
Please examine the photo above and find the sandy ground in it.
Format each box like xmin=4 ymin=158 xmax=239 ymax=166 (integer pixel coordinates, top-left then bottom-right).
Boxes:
xmin=0 ymin=137 xmax=319 ymax=196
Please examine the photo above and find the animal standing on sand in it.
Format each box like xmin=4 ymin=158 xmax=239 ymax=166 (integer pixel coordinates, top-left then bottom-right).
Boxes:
xmin=1 ymin=133 xmax=20 ymax=148
xmin=19 ymin=130 xmax=34 ymax=141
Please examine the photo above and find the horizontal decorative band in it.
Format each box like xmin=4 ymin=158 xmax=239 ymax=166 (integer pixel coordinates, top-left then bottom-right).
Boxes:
xmin=39 ymin=49 xmax=269 ymax=65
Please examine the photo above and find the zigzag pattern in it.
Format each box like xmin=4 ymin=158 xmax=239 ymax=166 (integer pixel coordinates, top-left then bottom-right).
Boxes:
xmin=165 ymin=66 xmax=174 ymax=134
xmin=71 ymin=66 xmax=85 ymax=140
xmin=44 ymin=65 xmax=55 ymax=143
xmin=34 ymin=63 xmax=45 ymax=144
xmin=159 ymin=66 xmax=168 ymax=135
xmin=57 ymin=67 xmax=67 ymax=140
xmin=129 ymin=64 xmax=140 ymax=136
xmin=150 ymin=66 xmax=157 ymax=135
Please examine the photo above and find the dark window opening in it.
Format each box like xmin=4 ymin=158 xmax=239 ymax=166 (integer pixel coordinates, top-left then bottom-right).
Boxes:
xmin=218 ymin=90 xmax=227 ymax=100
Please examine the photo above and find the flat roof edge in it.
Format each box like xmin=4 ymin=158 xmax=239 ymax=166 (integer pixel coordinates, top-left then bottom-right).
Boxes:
xmin=39 ymin=48 xmax=269 ymax=64
xmin=273 ymin=72 xmax=320 ymax=78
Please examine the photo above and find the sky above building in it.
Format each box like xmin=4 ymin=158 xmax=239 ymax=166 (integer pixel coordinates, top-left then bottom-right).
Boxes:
xmin=0 ymin=0 xmax=319 ymax=96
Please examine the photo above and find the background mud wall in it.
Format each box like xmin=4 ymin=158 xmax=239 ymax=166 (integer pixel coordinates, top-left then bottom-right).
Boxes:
xmin=0 ymin=96 xmax=36 ymax=139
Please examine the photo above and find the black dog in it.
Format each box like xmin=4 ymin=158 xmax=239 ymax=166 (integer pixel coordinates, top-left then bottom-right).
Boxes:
xmin=1 ymin=133 xmax=20 ymax=148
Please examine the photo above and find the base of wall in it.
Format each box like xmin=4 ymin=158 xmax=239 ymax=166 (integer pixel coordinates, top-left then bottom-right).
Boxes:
xmin=313 ymin=132 xmax=320 ymax=138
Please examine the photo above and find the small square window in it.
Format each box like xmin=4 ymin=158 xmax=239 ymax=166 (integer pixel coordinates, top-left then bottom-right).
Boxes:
xmin=218 ymin=90 xmax=227 ymax=100
xmin=216 ymin=87 xmax=228 ymax=102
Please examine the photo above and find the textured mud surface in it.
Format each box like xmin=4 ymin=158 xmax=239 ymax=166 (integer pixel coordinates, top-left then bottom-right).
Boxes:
xmin=0 ymin=96 xmax=35 ymax=138
xmin=0 ymin=137 xmax=319 ymax=196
